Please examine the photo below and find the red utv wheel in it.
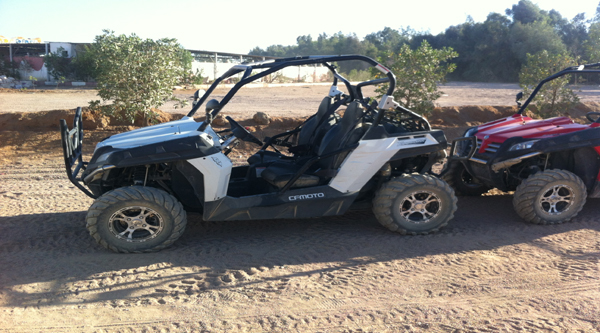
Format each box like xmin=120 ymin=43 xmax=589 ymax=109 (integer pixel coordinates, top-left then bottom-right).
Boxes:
xmin=513 ymin=169 xmax=587 ymax=225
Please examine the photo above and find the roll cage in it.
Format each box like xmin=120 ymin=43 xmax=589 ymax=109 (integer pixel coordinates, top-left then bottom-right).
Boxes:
xmin=517 ymin=62 xmax=600 ymax=115
xmin=187 ymin=55 xmax=397 ymax=126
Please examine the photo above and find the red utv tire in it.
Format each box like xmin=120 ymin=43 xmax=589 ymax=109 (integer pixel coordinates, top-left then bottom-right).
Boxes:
xmin=513 ymin=169 xmax=587 ymax=225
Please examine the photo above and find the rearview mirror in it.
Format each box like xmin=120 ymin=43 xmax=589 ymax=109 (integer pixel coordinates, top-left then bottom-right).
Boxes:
xmin=205 ymin=99 xmax=220 ymax=113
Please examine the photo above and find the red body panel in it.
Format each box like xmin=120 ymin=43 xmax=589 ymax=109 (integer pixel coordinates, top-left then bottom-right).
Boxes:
xmin=474 ymin=114 xmax=591 ymax=154
xmin=472 ymin=114 xmax=600 ymax=181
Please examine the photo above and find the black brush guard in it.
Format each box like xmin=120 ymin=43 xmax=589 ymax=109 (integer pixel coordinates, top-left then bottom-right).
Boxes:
xmin=59 ymin=107 xmax=96 ymax=198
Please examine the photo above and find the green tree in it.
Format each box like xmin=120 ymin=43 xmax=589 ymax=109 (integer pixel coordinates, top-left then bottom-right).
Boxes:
xmin=506 ymin=0 xmax=545 ymax=24
xmin=584 ymin=22 xmax=600 ymax=62
xmin=548 ymin=11 xmax=588 ymax=59
xmin=365 ymin=27 xmax=409 ymax=58
xmin=45 ymin=45 xmax=99 ymax=82
xmin=174 ymin=47 xmax=203 ymax=86
xmin=509 ymin=21 xmax=567 ymax=64
xmin=519 ymin=50 xmax=579 ymax=116
xmin=44 ymin=47 xmax=73 ymax=80
xmin=71 ymin=45 xmax=100 ymax=81
xmin=374 ymin=40 xmax=458 ymax=115
xmin=90 ymin=30 xmax=190 ymax=123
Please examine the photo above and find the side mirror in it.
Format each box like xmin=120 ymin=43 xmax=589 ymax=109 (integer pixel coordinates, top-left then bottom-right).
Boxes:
xmin=199 ymin=98 xmax=220 ymax=131
xmin=205 ymin=99 xmax=220 ymax=113
xmin=193 ymin=89 xmax=205 ymax=106
xmin=515 ymin=92 xmax=523 ymax=107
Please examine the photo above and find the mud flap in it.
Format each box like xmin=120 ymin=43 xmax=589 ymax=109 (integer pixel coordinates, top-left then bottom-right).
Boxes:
xmin=589 ymin=180 xmax=600 ymax=198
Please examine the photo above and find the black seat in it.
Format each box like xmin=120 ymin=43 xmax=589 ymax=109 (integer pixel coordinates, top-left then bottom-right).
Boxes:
xmin=247 ymin=97 xmax=338 ymax=165
xmin=261 ymin=101 xmax=366 ymax=189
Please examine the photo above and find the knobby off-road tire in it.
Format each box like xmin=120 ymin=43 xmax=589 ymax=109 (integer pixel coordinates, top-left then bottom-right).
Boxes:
xmin=86 ymin=186 xmax=187 ymax=253
xmin=442 ymin=160 xmax=491 ymax=196
xmin=513 ymin=169 xmax=587 ymax=225
xmin=373 ymin=173 xmax=458 ymax=235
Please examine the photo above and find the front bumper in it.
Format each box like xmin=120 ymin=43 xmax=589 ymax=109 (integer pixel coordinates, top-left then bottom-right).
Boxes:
xmin=447 ymin=136 xmax=544 ymax=191
xmin=59 ymin=107 xmax=97 ymax=199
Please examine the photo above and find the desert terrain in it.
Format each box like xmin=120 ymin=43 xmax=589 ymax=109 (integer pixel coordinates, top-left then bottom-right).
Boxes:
xmin=1 ymin=83 xmax=599 ymax=332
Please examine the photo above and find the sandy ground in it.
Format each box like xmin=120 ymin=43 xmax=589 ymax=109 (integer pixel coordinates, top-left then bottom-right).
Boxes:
xmin=1 ymin=84 xmax=600 ymax=332
xmin=3 ymin=82 xmax=600 ymax=116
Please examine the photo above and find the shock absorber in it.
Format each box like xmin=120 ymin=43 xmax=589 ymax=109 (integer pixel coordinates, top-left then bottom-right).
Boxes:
xmin=132 ymin=165 xmax=150 ymax=185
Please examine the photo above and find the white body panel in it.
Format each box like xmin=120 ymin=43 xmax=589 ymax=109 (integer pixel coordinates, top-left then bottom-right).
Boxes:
xmin=330 ymin=134 xmax=440 ymax=193
xmin=187 ymin=153 xmax=233 ymax=201
xmin=96 ymin=117 xmax=220 ymax=150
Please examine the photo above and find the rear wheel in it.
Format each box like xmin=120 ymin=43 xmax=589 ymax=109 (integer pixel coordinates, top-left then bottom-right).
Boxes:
xmin=86 ymin=186 xmax=187 ymax=253
xmin=513 ymin=169 xmax=586 ymax=225
xmin=442 ymin=160 xmax=491 ymax=196
xmin=373 ymin=174 xmax=457 ymax=235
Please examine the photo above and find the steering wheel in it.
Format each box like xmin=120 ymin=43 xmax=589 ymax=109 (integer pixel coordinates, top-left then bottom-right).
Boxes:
xmin=586 ymin=112 xmax=600 ymax=123
xmin=225 ymin=116 xmax=263 ymax=146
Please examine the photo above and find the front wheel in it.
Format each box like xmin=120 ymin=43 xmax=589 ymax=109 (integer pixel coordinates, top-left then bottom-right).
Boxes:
xmin=513 ymin=169 xmax=587 ymax=225
xmin=86 ymin=186 xmax=187 ymax=253
xmin=373 ymin=174 xmax=458 ymax=235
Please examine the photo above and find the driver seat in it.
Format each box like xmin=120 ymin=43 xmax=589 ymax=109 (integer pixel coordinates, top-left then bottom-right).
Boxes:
xmin=260 ymin=101 xmax=366 ymax=189
xmin=246 ymin=97 xmax=338 ymax=165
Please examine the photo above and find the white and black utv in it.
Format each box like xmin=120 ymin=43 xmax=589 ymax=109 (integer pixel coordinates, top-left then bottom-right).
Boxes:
xmin=60 ymin=55 xmax=457 ymax=253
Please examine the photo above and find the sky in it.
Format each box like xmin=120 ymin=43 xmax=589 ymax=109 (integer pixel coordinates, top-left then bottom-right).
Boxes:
xmin=0 ymin=0 xmax=599 ymax=54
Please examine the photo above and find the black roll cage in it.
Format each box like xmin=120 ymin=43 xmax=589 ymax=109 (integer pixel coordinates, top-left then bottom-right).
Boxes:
xmin=186 ymin=55 xmax=396 ymax=119
xmin=517 ymin=62 xmax=600 ymax=115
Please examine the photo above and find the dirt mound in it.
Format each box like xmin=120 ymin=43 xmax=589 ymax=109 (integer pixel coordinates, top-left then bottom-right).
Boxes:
xmin=0 ymin=108 xmax=185 ymax=131
xmin=428 ymin=105 xmax=518 ymax=127
xmin=0 ymin=107 xmax=308 ymax=135
xmin=427 ymin=102 xmax=600 ymax=127
xmin=565 ymin=101 xmax=600 ymax=123
xmin=3 ymin=102 xmax=600 ymax=133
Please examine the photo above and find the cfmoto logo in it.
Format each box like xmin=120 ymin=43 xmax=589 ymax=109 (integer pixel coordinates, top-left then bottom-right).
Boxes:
xmin=289 ymin=193 xmax=325 ymax=201
xmin=398 ymin=139 xmax=427 ymax=146
xmin=211 ymin=156 xmax=223 ymax=167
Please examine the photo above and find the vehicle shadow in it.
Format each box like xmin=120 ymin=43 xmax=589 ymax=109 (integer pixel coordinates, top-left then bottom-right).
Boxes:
xmin=1 ymin=195 xmax=599 ymax=308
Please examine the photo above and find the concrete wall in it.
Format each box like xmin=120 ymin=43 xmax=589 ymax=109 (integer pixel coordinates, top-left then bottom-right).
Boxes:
xmin=49 ymin=42 xmax=73 ymax=57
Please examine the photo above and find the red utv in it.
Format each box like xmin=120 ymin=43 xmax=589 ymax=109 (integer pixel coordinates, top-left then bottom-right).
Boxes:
xmin=442 ymin=63 xmax=600 ymax=225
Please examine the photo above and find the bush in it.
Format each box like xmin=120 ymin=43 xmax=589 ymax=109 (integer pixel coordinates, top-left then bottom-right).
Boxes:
xmin=519 ymin=50 xmax=580 ymax=117
xmin=89 ymin=30 xmax=190 ymax=124
xmin=343 ymin=69 xmax=373 ymax=82
xmin=373 ymin=40 xmax=457 ymax=115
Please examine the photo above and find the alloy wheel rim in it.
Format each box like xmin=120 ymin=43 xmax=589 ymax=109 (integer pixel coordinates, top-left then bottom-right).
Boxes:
xmin=539 ymin=184 xmax=574 ymax=215
xmin=399 ymin=190 xmax=441 ymax=224
xmin=108 ymin=206 xmax=164 ymax=242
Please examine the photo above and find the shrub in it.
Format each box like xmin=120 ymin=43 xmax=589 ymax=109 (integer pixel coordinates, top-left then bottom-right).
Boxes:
xmin=519 ymin=50 xmax=579 ymax=117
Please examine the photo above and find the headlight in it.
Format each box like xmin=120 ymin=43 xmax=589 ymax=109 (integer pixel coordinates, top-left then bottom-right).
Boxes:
xmin=509 ymin=140 xmax=538 ymax=151
xmin=95 ymin=151 xmax=113 ymax=163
